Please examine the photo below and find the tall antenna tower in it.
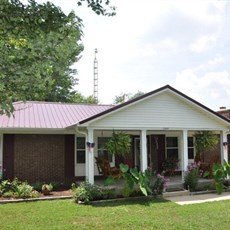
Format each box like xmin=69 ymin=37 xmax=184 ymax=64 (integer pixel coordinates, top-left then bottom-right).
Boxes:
xmin=93 ymin=48 xmax=98 ymax=103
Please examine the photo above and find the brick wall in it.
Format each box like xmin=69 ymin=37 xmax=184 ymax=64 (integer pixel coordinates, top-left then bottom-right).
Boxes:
xmin=217 ymin=110 xmax=230 ymax=120
xmin=14 ymin=134 xmax=65 ymax=183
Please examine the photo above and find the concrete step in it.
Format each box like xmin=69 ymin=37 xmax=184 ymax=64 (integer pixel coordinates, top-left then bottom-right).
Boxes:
xmin=163 ymin=190 xmax=190 ymax=198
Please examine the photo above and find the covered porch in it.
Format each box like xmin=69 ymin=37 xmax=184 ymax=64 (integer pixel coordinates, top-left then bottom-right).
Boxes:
xmin=75 ymin=128 xmax=228 ymax=185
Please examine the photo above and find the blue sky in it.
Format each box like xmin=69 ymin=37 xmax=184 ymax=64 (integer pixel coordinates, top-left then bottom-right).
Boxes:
xmin=34 ymin=0 xmax=230 ymax=110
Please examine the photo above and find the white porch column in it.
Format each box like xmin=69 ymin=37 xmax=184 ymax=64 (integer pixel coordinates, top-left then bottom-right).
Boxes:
xmin=181 ymin=130 xmax=188 ymax=181
xmin=220 ymin=130 xmax=228 ymax=164
xmin=140 ymin=129 xmax=148 ymax=172
xmin=87 ymin=128 xmax=94 ymax=184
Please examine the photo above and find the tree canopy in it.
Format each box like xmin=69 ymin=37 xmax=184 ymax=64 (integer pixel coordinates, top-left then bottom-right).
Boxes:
xmin=70 ymin=92 xmax=98 ymax=104
xmin=0 ymin=0 xmax=116 ymax=116
xmin=0 ymin=0 xmax=84 ymax=115
xmin=113 ymin=91 xmax=145 ymax=104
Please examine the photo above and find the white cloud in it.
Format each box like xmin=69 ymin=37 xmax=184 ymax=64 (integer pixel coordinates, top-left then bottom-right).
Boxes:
xmin=190 ymin=35 xmax=218 ymax=53
xmin=195 ymin=54 xmax=227 ymax=71
xmin=174 ymin=69 xmax=230 ymax=110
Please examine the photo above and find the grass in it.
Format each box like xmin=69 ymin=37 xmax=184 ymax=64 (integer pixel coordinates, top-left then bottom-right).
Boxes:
xmin=0 ymin=198 xmax=230 ymax=229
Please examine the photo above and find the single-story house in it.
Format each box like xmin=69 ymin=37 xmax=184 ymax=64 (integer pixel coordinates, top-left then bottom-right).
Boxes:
xmin=0 ymin=85 xmax=229 ymax=184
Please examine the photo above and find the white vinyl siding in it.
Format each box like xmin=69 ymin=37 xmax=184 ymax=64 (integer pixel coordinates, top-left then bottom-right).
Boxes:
xmin=87 ymin=91 xmax=228 ymax=130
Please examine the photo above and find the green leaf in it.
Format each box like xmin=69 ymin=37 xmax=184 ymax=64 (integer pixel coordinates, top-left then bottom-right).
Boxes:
xmin=119 ymin=163 xmax=129 ymax=173
xmin=140 ymin=184 xmax=148 ymax=196
xmin=215 ymin=182 xmax=224 ymax=195
xmin=104 ymin=176 xmax=115 ymax=186
xmin=213 ymin=169 xmax=224 ymax=182
xmin=130 ymin=168 xmax=139 ymax=180
xmin=203 ymin=171 xmax=210 ymax=178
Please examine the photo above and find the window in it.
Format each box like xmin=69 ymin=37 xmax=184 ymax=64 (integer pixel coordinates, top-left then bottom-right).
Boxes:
xmin=188 ymin=137 xmax=195 ymax=159
xmin=166 ymin=137 xmax=178 ymax=159
xmin=76 ymin=137 xmax=85 ymax=163
xmin=97 ymin=137 xmax=112 ymax=162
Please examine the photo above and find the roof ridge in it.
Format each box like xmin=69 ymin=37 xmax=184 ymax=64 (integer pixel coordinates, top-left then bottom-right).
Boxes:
xmin=12 ymin=101 xmax=114 ymax=107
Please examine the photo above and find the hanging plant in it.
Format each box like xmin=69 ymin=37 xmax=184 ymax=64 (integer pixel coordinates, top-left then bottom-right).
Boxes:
xmin=105 ymin=131 xmax=131 ymax=156
xmin=194 ymin=131 xmax=218 ymax=161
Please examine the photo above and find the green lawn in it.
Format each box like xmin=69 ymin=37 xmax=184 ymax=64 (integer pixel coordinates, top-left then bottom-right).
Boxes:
xmin=0 ymin=198 xmax=229 ymax=229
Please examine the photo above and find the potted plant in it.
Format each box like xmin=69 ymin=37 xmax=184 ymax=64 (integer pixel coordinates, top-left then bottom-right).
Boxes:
xmin=194 ymin=131 xmax=218 ymax=162
xmin=162 ymin=158 xmax=179 ymax=176
xmin=42 ymin=183 xmax=53 ymax=195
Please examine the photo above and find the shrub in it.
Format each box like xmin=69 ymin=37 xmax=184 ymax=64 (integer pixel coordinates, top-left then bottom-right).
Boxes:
xmin=2 ymin=191 xmax=14 ymax=198
xmin=212 ymin=161 xmax=230 ymax=194
xmin=120 ymin=164 xmax=169 ymax=197
xmin=14 ymin=182 xmax=34 ymax=198
xmin=72 ymin=181 xmax=101 ymax=204
xmin=184 ymin=162 xmax=202 ymax=191
xmin=31 ymin=190 xmax=40 ymax=198
xmin=0 ymin=178 xmax=20 ymax=195
xmin=100 ymin=187 xmax=116 ymax=199
xmin=31 ymin=182 xmax=44 ymax=192
xmin=0 ymin=178 xmax=38 ymax=198
xmin=49 ymin=182 xmax=62 ymax=191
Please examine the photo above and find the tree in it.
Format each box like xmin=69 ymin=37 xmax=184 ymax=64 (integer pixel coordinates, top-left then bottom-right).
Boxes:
xmin=71 ymin=92 xmax=98 ymax=104
xmin=0 ymin=0 xmax=116 ymax=116
xmin=0 ymin=0 xmax=83 ymax=115
xmin=77 ymin=0 xmax=116 ymax=16
xmin=113 ymin=91 xmax=145 ymax=104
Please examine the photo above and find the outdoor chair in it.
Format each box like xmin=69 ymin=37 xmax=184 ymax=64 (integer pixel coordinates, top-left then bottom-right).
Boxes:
xmin=196 ymin=154 xmax=220 ymax=178
xmin=95 ymin=157 xmax=122 ymax=179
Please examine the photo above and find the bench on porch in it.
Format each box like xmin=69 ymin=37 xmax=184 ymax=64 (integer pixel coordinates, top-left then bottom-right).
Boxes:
xmin=95 ymin=157 xmax=122 ymax=179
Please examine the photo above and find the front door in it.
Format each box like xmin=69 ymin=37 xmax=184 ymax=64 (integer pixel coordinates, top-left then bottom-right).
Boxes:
xmin=149 ymin=135 xmax=166 ymax=172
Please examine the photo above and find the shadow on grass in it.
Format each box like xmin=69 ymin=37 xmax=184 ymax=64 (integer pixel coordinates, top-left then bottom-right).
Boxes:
xmin=90 ymin=196 xmax=170 ymax=208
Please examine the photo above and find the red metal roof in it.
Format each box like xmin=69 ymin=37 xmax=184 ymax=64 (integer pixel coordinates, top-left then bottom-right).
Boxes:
xmin=0 ymin=101 xmax=114 ymax=129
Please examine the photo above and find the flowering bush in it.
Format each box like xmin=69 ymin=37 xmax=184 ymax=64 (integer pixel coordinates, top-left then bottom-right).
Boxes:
xmin=184 ymin=162 xmax=203 ymax=191
xmin=150 ymin=173 xmax=169 ymax=195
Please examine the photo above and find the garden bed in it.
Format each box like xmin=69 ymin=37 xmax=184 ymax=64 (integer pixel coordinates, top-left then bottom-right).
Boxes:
xmin=0 ymin=189 xmax=73 ymax=204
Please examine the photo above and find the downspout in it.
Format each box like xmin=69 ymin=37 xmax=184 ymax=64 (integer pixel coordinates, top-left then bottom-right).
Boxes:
xmin=75 ymin=125 xmax=88 ymax=181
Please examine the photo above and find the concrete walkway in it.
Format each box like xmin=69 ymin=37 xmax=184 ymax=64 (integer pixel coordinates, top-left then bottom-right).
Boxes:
xmin=166 ymin=191 xmax=230 ymax=205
